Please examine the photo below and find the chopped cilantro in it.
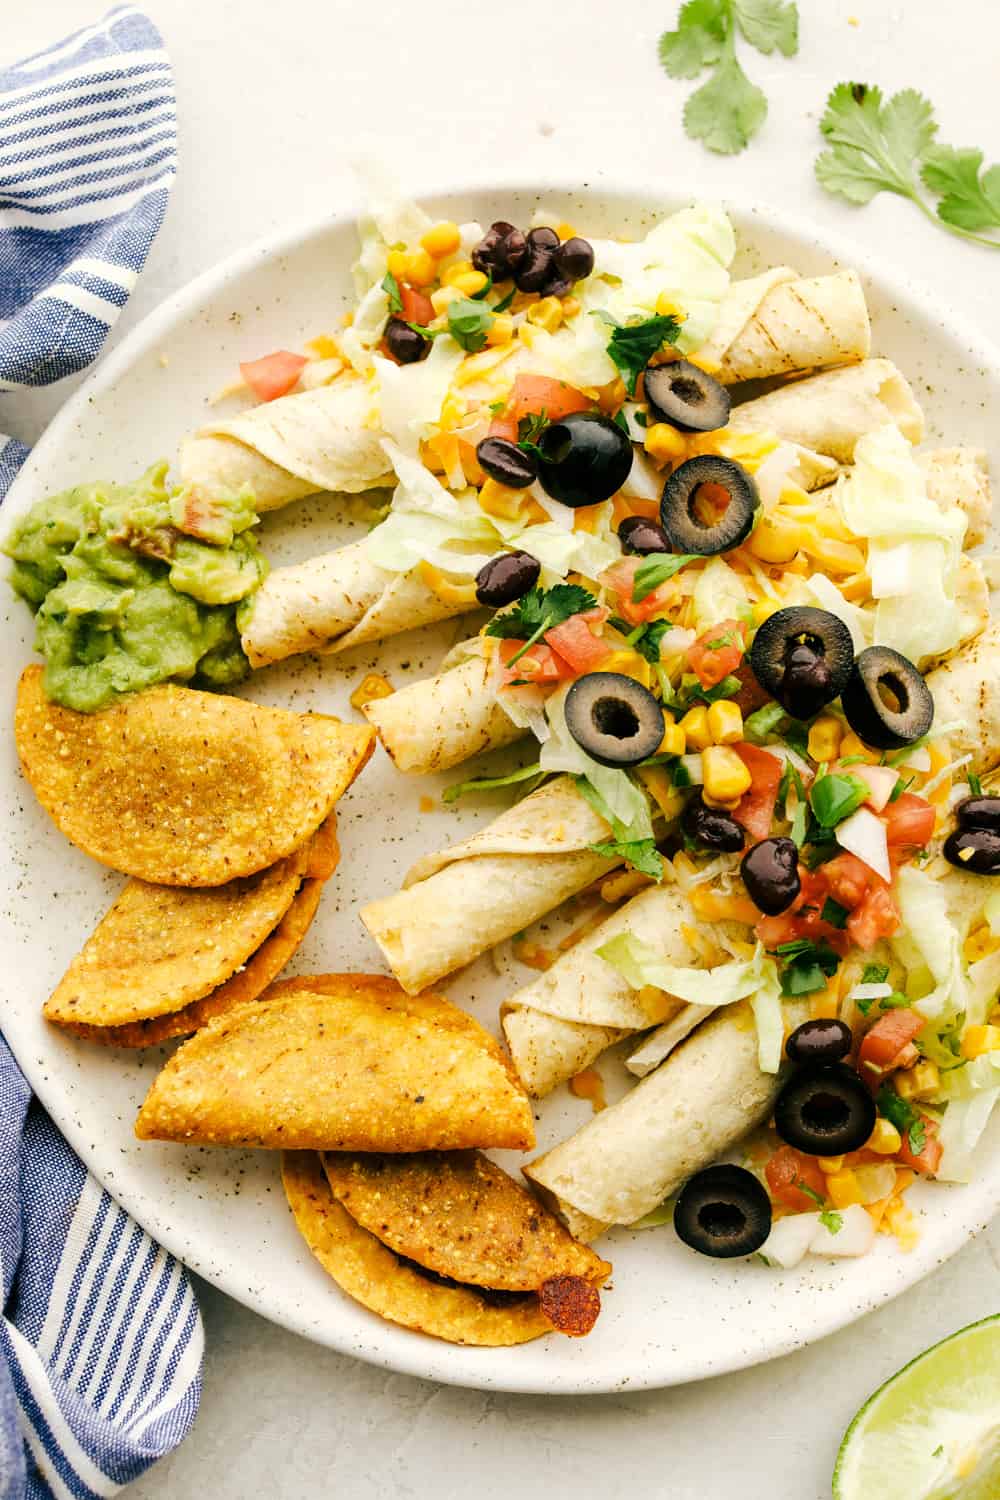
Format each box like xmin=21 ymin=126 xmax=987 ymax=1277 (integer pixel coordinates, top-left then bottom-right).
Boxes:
xmin=862 ymin=963 xmax=890 ymax=985
xmin=632 ymin=553 xmax=700 ymax=602
xmin=820 ymin=896 xmax=849 ymax=929
xmin=774 ymin=938 xmax=840 ymax=996
xmin=446 ymin=296 xmax=495 ymax=352
xmin=810 ymin=771 xmax=869 ymax=828
xmin=627 ymin=618 xmax=674 ymax=664
xmin=889 ymin=774 xmax=913 ymax=802
xmin=877 ymin=1085 xmax=927 ymax=1155
xmin=516 ymin=410 xmax=549 ymax=460
xmin=381 ymin=270 xmax=403 ymax=313
xmin=484 ymin=583 xmax=597 ymax=667
xmin=592 ymin=310 xmax=683 ymax=395
xmin=819 ymin=1209 xmax=844 ymax=1234
xmin=612 ymin=408 xmax=631 ymax=435
xmin=783 ymin=720 xmax=810 ymax=759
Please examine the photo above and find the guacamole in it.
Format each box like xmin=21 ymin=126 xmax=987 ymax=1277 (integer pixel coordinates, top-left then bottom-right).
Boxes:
xmin=4 ymin=462 xmax=267 ymax=712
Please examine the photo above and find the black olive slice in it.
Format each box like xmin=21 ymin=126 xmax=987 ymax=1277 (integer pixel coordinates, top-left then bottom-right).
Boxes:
xmin=741 ymin=837 xmax=800 ymax=915
xmin=840 ymin=646 xmax=934 ymax=750
xmin=644 ymin=360 xmax=732 ymax=433
xmin=537 ymin=412 xmax=633 ymax=508
xmin=943 ymin=827 xmax=1000 ymax=875
xmin=774 ymin=1065 xmax=877 ymax=1156
xmin=659 ymin=455 xmax=759 ymax=555
xmin=749 ymin=606 xmax=854 ymax=720
xmin=673 ymin=1165 xmax=772 ymax=1259
xmin=564 ymin=672 xmax=664 ymax=768
xmin=785 ymin=1018 xmax=853 ymax=1067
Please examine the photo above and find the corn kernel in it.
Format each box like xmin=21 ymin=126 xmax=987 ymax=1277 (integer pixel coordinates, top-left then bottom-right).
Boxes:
xmin=749 ymin=513 xmax=807 ymax=564
xmin=679 ymin=705 xmax=712 ymax=751
xmin=839 ymin=730 xmax=875 ymax=763
xmin=752 ymin=598 xmax=782 ymax=626
xmin=707 ymin=700 xmax=744 ymax=745
xmin=702 ymin=745 xmax=753 ymax=803
xmin=449 ymin=269 xmax=489 ymax=297
xmin=420 ymin=220 xmax=461 ymax=259
xmin=961 ymin=1024 xmax=1000 ymax=1060
xmin=658 ymin=722 xmax=687 ymax=757
xmin=518 ymin=322 xmax=541 ymax=349
xmin=556 ymin=221 xmax=577 ymax=241
xmin=441 ymin=259 xmax=475 ymax=286
xmin=429 ymin=285 xmax=463 ymax=316
xmin=867 ymin=1119 xmax=902 ymax=1155
xmin=638 ymin=765 xmax=686 ymax=822
xmin=385 ymin=249 xmax=409 ymax=282
xmin=894 ymin=1060 xmax=940 ymax=1102
xmin=655 ymin=292 xmax=685 ymax=319
xmin=562 ymin=296 xmax=581 ymax=319
xmin=808 ymin=715 xmax=843 ymax=763
xmin=600 ymin=648 xmax=652 ymax=689
xmin=701 ymin=792 xmax=742 ymax=812
xmin=349 ymin=672 xmax=394 ymax=710
xmin=963 ymin=925 xmax=997 ymax=963
xmin=526 ymin=296 xmax=563 ymax=332
xmin=826 ymin=1168 xmax=863 ymax=1209
xmin=479 ymin=313 xmax=511 ymax=347
xmin=402 ymin=248 xmax=436 ymax=288
xmin=644 ymin=422 xmax=688 ymax=464
xmin=818 ymin=1155 xmax=845 ymax=1174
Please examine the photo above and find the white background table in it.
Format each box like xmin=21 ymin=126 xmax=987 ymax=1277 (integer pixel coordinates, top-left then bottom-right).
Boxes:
xmin=5 ymin=1 xmax=1000 ymax=1495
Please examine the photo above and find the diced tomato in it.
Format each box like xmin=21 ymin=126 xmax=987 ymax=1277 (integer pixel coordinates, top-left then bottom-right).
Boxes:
xmin=686 ymin=618 xmax=746 ymax=689
xmin=846 ymin=883 xmax=900 ymax=950
xmin=600 ymin=558 xmax=669 ymax=626
xmin=488 ymin=414 xmax=520 ymax=444
xmin=731 ymin=743 xmax=782 ymax=842
xmin=896 ymin=1115 xmax=943 ymax=1176
xmin=508 ymin=374 xmax=591 ymax=423
xmin=398 ymin=282 xmax=434 ymax=326
xmin=883 ymin=792 xmax=936 ymax=852
xmin=543 ymin=610 xmax=612 ymax=675
xmin=730 ymin=659 xmax=771 ymax=717
xmin=240 ymin=350 xmax=307 ymax=402
xmin=857 ymin=1008 xmax=924 ymax=1082
xmin=822 ymin=852 xmax=874 ymax=910
xmin=498 ymin=639 xmax=573 ymax=686
xmin=765 ymin=1146 xmax=828 ymax=1212
xmin=756 ymin=867 xmax=850 ymax=951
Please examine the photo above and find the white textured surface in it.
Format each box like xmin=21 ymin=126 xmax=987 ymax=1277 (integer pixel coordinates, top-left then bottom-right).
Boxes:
xmin=4 ymin=0 xmax=1000 ymax=1494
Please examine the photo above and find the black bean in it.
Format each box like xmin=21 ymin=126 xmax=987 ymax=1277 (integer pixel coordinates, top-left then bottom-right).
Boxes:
xmin=472 ymin=221 xmax=528 ymax=278
xmin=682 ymin=793 xmax=745 ymax=853
xmin=384 ymin=317 xmax=429 ymax=365
xmin=617 ymin=517 xmax=672 ymax=555
xmin=554 ymin=236 xmax=595 ymax=282
xmin=515 ymin=227 xmax=559 ymax=292
xmin=741 ymin=837 xmax=800 ymax=915
xmin=475 ymin=551 xmax=541 ymax=608
xmin=476 ymin=437 xmax=537 ymax=489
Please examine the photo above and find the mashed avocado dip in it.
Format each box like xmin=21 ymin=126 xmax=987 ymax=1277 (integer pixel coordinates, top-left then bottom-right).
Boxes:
xmin=4 ymin=462 xmax=267 ymax=712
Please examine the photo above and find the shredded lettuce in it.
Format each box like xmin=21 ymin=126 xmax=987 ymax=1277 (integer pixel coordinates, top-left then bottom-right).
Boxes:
xmin=836 ymin=425 xmax=968 ymax=663
xmin=803 ymin=572 xmax=872 ymax=654
xmin=597 ymin=932 xmax=773 ymax=1011
xmin=750 ymin=959 xmax=786 ymax=1073
xmin=374 ymin=342 xmax=464 ymax=451
xmin=892 ymin=866 xmax=968 ymax=1022
xmin=937 ymin=1069 xmax=1000 ymax=1183
xmin=691 ymin=556 xmax=749 ymax=630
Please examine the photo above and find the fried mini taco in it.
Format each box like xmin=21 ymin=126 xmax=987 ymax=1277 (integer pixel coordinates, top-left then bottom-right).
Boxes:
xmin=283 ymin=1152 xmax=605 ymax=1344
xmin=15 ymin=667 xmax=373 ymax=885
xmin=135 ymin=974 xmax=535 ymax=1151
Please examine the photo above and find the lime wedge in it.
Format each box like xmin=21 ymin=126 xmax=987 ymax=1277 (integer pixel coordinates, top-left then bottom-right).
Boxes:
xmin=834 ymin=1315 xmax=1000 ymax=1500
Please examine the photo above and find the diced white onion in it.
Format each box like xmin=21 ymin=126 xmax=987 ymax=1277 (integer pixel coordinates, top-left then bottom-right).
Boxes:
xmin=679 ymin=752 xmax=704 ymax=785
xmin=809 ymin=1203 xmax=876 ymax=1257
xmin=848 ymin=982 xmax=893 ymax=1003
xmin=762 ymin=743 xmax=814 ymax=785
xmin=835 ymin=805 xmax=891 ymax=882
xmin=849 ymin=763 xmax=899 ymax=812
xmin=894 ymin=746 xmax=931 ymax=772
xmin=531 ymin=485 xmax=575 ymax=531
xmin=853 ymin=1163 xmax=897 ymax=1205
xmin=759 ymin=1213 xmax=819 ymax=1269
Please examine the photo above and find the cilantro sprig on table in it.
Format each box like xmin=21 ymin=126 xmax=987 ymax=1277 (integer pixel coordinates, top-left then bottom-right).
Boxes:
xmin=657 ymin=0 xmax=799 ymax=156
xmin=816 ymin=84 xmax=1000 ymax=249
xmin=484 ymin=584 xmax=597 ymax=669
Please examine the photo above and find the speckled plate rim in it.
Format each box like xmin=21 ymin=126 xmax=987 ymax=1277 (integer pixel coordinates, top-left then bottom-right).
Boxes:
xmin=4 ymin=168 xmax=1000 ymax=1395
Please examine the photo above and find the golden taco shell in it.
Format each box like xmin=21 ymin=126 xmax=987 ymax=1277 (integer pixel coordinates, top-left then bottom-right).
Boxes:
xmin=55 ymin=877 xmax=324 ymax=1049
xmin=282 ymin=1152 xmax=550 ymax=1346
xmin=135 ymin=974 xmax=535 ymax=1151
xmin=15 ymin=666 xmax=373 ymax=885
xmin=322 ymin=1151 xmax=610 ymax=1292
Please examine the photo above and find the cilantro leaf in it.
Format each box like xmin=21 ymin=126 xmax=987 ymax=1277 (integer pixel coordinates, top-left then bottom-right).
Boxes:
xmin=484 ymin=583 xmax=597 ymax=667
xmin=820 ymin=896 xmax=849 ymax=930
xmin=862 ymin=962 xmax=890 ymax=985
xmin=446 ymin=297 xmax=494 ymax=352
xmin=658 ymin=0 xmax=726 ymax=78
xmin=632 ymin=553 xmax=699 ymax=602
xmin=517 ymin=410 xmax=549 ymax=458
xmin=588 ymin=837 xmax=665 ymax=881
xmin=442 ymin=762 xmax=543 ymax=804
xmin=732 ymin=0 xmax=798 ymax=56
xmin=627 ymin=618 xmax=674 ymax=664
xmin=684 ymin=53 xmax=768 ymax=156
xmin=816 ymin=83 xmax=1000 ymax=250
xmin=774 ymin=938 xmax=840 ymax=997
xmin=809 ymin=771 xmax=868 ymax=829
xmin=818 ymin=1209 xmax=843 ymax=1235
xmin=381 ymin=271 xmax=403 ymax=313
xmin=877 ymin=1085 xmax=927 ymax=1155
xmin=921 ymin=145 xmax=1000 ymax=232
xmin=595 ymin=312 xmax=683 ymax=395
xmin=492 ymin=286 xmax=516 ymax=313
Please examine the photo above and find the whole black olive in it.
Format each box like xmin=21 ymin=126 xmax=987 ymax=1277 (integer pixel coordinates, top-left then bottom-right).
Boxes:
xmin=749 ymin=606 xmax=854 ymax=720
xmin=840 ymin=646 xmax=934 ymax=751
xmin=644 ymin=360 xmax=732 ymax=433
xmin=384 ymin=316 xmax=429 ymax=366
xmin=617 ymin=517 xmax=672 ymax=555
xmin=673 ymin=1165 xmax=772 ymax=1259
xmin=741 ymin=837 xmax=800 ymax=915
xmin=553 ymin=236 xmax=595 ymax=282
xmin=774 ymin=1065 xmax=877 ymax=1156
xmin=943 ymin=827 xmax=1000 ymax=875
xmin=476 ymin=436 xmax=537 ymax=489
xmin=514 ymin=226 xmax=559 ymax=293
xmin=474 ymin=551 xmax=541 ymax=609
xmin=786 ymin=1018 xmax=853 ymax=1067
xmin=564 ymin=672 xmax=665 ymax=768
xmin=957 ymin=796 xmax=1000 ymax=832
xmin=682 ymin=794 xmax=745 ymax=853
xmin=472 ymin=221 xmax=527 ymax=278
xmin=537 ymin=411 xmax=633 ymax=507
xmin=659 ymin=455 xmax=759 ymax=555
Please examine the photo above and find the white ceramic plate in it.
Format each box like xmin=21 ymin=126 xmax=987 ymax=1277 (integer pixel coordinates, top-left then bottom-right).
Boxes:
xmin=3 ymin=176 xmax=1000 ymax=1395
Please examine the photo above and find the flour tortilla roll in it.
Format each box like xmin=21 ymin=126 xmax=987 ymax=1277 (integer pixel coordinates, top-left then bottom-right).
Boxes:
xmin=525 ymin=1000 xmax=808 ymax=1241
xmin=360 ymin=775 xmax=621 ymax=994
xmin=927 ymin=620 xmax=1000 ymax=776
xmin=728 ymin=359 xmax=924 ymax=463
xmin=363 ymin=650 xmax=525 ymax=774
xmin=179 ymin=379 xmax=391 ymax=511
xmin=921 ymin=447 xmax=991 ymax=548
xmin=502 ymin=883 xmax=717 ymax=1097
xmin=699 ymin=268 xmax=871 ymax=384
xmin=241 ymin=540 xmax=471 ymax=668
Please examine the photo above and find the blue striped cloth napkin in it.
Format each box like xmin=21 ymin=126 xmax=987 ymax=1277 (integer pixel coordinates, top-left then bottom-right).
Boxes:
xmin=1 ymin=10 xmax=203 ymax=1499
